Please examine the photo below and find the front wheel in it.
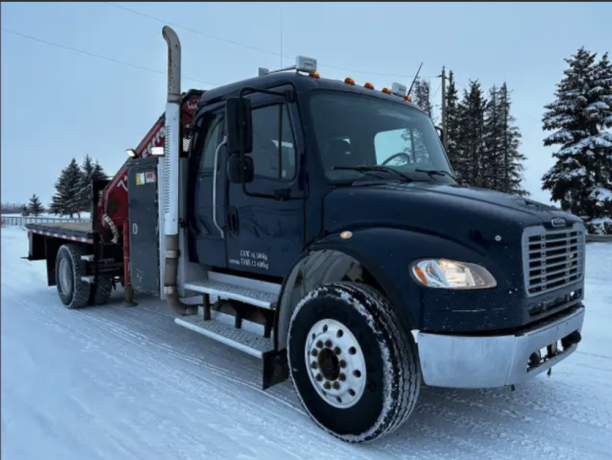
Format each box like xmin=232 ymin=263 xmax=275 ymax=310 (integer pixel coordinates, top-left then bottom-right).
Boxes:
xmin=288 ymin=282 xmax=421 ymax=443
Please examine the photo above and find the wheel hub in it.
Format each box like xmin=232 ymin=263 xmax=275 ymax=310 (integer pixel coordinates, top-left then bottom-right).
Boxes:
xmin=305 ymin=319 xmax=367 ymax=409
xmin=58 ymin=258 xmax=73 ymax=295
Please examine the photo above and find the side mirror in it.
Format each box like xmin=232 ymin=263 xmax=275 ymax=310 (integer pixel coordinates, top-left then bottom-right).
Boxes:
xmin=225 ymin=97 xmax=253 ymax=155
xmin=435 ymin=126 xmax=444 ymax=140
xmin=227 ymin=155 xmax=254 ymax=184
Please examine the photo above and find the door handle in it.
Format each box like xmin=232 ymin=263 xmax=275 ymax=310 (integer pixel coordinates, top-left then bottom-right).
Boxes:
xmin=212 ymin=137 xmax=227 ymax=238
xmin=227 ymin=206 xmax=239 ymax=236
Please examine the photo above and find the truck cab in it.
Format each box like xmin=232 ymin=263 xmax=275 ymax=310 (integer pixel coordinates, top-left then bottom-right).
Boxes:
xmin=174 ymin=63 xmax=585 ymax=441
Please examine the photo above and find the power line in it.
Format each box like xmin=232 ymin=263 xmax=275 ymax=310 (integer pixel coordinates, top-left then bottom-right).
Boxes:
xmin=102 ymin=2 xmax=437 ymax=80
xmin=0 ymin=27 xmax=218 ymax=87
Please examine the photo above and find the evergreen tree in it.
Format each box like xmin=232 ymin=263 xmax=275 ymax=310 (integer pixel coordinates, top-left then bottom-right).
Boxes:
xmin=78 ymin=155 xmax=107 ymax=212
xmin=482 ymin=85 xmax=504 ymax=190
xmin=49 ymin=158 xmax=83 ymax=217
xmin=444 ymin=70 xmax=461 ymax=172
xmin=456 ymin=81 xmax=487 ymax=187
xmin=27 ymin=194 xmax=44 ymax=216
xmin=498 ymin=84 xmax=529 ymax=196
xmin=542 ymin=48 xmax=612 ymax=234
xmin=412 ymin=78 xmax=434 ymax=120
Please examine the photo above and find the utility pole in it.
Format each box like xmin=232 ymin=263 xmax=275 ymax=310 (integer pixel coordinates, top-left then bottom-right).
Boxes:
xmin=440 ymin=66 xmax=448 ymax=150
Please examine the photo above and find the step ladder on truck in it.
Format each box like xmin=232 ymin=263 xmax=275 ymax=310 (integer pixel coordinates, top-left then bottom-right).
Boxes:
xmin=25 ymin=25 xmax=587 ymax=443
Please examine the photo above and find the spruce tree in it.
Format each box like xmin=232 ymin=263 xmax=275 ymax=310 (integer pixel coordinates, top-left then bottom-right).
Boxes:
xmin=78 ymin=154 xmax=95 ymax=211
xmin=483 ymin=85 xmax=504 ymax=190
xmin=542 ymin=48 xmax=612 ymax=234
xmin=27 ymin=194 xmax=44 ymax=216
xmin=456 ymin=81 xmax=487 ymax=187
xmin=49 ymin=158 xmax=83 ymax=217
xmin=444 ymin=70 xmax=461 ymax=172
xmin=412 ymin=78 xmax=434 ymax=120
xmin=77 ymin=154 xmax=106 ymax=212
xmin=498 ymin=84 xmax=528 ymax=196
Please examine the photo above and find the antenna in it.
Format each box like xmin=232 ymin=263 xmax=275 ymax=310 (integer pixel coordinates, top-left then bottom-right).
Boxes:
xmin=280 ymin=8 xmax=284 ymax=67
xmin=407 ymin=62 xmax=423 ymax=97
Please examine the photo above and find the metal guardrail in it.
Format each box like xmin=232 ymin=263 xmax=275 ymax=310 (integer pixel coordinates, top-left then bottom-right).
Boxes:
xmin=586 ymin=235 xmax=612 ymax=243
xmin=0 ymin=215 xmax=89 ymax=227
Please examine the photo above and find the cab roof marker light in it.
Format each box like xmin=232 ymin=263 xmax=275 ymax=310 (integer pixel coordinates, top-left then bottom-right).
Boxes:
xmin=382 ymin=87 xmax=392 ymax=95
xmin=364 ymin=82 xmax=374 ymax=89
xmin=344 ymin=77 xmax=355 ymax=85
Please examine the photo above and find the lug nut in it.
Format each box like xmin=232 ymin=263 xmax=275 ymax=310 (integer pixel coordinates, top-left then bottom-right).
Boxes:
xmin=316 ymin=341 xmax=323 ymax=349
xmin=325 ymin=340 xmax=333 ymax=348
xmin=311 ymin=362 xmax=318 ymax=369
xmin=339 ymin=360 xmax=347 ymax=368
xmin=324 ymin=382 xmax=331 ymax=390
xmin=338 ymin=373 xmax=346 ymax=381
xmin=334 ymin=347 xmax=341 ymax=355
xmin=316 ymin=374 xmax=323 ymax=382
xmin=311 ymin=349 xmax=318 ymax=357
xmin=332 ymin=381 xmax=340 ymax=390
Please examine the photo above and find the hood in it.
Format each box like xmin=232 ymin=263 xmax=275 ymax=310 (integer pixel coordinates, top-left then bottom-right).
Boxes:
xmin=324 ymin=182 xmax=582 ymax=249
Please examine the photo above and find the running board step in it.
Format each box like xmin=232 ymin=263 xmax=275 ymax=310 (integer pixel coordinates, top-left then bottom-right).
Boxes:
xmin=175 ymin=315 xmax=273 ymax=359
xmin=184 ymin=279 xmax=277 ymax=309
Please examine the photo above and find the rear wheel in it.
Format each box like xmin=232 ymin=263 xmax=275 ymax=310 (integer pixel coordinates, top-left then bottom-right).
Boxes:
xmin=88 ymin=276 xmax=114 ymax=305
xmin=55 ymin=244 xmax=90 ymax=309
xmin=288 ymin=282 xmax=421 ymax=443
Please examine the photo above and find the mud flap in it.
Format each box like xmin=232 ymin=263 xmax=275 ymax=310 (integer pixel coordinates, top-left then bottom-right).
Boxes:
xmin=262 ymin=349 xmax=289 ymax=390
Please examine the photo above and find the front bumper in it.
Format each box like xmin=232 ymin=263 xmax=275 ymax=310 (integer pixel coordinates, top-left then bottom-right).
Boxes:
xmin=416 ymin=305 xmax=585 ymax=389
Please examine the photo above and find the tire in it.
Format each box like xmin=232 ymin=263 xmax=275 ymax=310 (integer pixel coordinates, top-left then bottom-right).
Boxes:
xmin=288 ymin=282 xmax=421 ymax=443
xmin=88 ymin=276 xmax=114 ymax=306
xmin=55 ymin=244 xmax=91 ymax=309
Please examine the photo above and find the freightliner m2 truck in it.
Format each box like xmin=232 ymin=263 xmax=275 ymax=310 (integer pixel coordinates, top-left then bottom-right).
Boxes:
xmin=26 ymin=26 xmax=586 ymax=443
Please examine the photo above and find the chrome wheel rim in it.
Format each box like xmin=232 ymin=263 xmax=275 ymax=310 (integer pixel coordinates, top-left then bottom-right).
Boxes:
xmin=304 ymin=319 xmax=367 ymax=409
xmin=58 ymin=257 xmax=73 ymax=295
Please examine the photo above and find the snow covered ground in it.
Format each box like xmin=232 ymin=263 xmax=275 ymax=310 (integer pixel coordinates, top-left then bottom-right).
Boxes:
xmin=1 ymin=226 xmax=611 ymax=460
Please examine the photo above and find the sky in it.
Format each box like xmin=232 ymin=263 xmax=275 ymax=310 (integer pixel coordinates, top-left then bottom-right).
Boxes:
xmin=1 ymin=2 xmax=611 ymax=206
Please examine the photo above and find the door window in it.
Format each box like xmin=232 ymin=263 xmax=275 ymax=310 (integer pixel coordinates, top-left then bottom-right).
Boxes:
xmin=199 ymin=118 xmax=223 ymax=170
xmin=250 ymin=104 xmax=296 ymax=180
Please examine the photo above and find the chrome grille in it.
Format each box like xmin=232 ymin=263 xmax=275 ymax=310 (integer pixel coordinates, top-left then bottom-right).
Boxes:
xmin=522 ymin=224 xmax=586 ymax=297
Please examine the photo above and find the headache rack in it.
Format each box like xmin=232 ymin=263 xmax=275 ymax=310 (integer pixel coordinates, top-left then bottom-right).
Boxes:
xmin=522 ymin=223 xmax=586 ymax=297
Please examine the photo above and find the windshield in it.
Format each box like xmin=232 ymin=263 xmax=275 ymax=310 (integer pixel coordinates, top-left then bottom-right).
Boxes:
xmin=308 ymin=91 xmax=454 ymax=183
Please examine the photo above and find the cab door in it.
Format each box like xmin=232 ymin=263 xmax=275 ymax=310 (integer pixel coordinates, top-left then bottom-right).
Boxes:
xmin=187 ymin=105 xmax=228 ymax=268
xmin=225 ymin=90 xmax=305 ymax=278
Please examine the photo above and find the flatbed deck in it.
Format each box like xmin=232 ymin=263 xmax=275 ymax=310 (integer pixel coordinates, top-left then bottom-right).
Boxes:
xmin=26 ymin=221 xmax=95 ymax=244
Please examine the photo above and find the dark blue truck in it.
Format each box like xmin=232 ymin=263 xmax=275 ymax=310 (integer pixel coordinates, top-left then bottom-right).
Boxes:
xmin=26 ymin=26 xmax=586 ymax=443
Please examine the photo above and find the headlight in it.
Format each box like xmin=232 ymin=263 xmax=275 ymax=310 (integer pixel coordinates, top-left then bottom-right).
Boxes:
xmin=410 ymin=259 xmax=497 ymax=289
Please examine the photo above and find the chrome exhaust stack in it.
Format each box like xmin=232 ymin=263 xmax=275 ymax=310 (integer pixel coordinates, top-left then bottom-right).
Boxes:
xmin=161 ymin=25 xmax=196 ymax=316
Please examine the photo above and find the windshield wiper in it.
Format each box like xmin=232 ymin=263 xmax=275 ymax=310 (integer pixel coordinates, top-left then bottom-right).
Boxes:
xmin=415 ymin=169 xmax=457 ymax=181
xmin=332 ymin=165 xmax=413 ymax=182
